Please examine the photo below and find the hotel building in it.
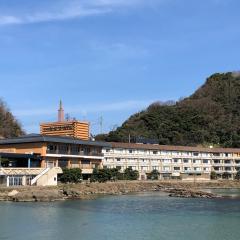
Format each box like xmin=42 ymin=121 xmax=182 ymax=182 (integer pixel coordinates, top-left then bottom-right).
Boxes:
xmin=102 ymin=142 xmax=240 ymax=180
xmin=0 ymin=134 xmax=110 ymax=187
xmin=1 ymin=101 xmax=240 ymax=186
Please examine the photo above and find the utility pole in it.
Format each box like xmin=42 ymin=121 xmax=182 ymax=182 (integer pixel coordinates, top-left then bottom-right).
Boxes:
xmin=99 ymin=116 xmax=103 ymax=134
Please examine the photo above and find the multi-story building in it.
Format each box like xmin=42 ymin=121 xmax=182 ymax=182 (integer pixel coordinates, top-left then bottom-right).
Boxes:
xmin=102 ymin=142 xmax=240 ymax=180
xmin=1 ymin=134 xmax=240 ymax=187
xmin=0 ymin=134 xmax=110 ymax=187
xmin=40 ymin=100 xmax=90 ymax=140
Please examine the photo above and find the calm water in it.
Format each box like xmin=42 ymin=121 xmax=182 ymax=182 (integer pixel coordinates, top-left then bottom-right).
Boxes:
xmin=0 ymin=191 xmax=240 ymax=240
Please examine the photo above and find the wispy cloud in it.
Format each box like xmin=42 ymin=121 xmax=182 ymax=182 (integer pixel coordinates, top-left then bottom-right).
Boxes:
xmin=13 ymin=100 xmax=153 ymax=117
xmin=0 ymin=0 xmax=161 ymax=26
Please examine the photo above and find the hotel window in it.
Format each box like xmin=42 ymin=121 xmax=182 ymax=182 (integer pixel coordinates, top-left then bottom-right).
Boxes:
xmin=183 ymin=159 xmax=190 ymax=163
xmin=194 ymin=167 xmax=201 ymax=171
xmin=153 ymin=150 xmax=158 ymax=155
xmin=174 ymin=159 xmax=181 ymax=163
xmin=174 ymin=167 xmax=180 ymax=171
xmin=106 ymin=149 xmax=111 ymax=153
xmin=225 ymin=167 xmax=231 ymax=171
xmin=116 ymin=158 xmax=121 ymax=162
xmin=224 ymin=160 xmax=231 ymax=164
xmin=203 ymin=160 xmax=209 ymax=164
xmin=193 ymin=160 xmax=201 ymax=164
xmin=129 ymin=150 xmax=133 ymax=154
xmin=163 ymin=167 xmax=170 ymax=171
xmin=193 ymin=152 xmax=199 ymax=156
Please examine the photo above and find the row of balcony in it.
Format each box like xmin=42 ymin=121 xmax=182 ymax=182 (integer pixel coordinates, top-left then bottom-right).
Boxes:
xmin=46 ymin=149 xmax=104 ymax=157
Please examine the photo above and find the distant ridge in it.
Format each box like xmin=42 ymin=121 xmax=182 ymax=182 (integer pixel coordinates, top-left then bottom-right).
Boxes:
xmin=96 ymin=72 xmax=240 ymax=148
xmin=0 ymin=99 xmax=24 ymax=138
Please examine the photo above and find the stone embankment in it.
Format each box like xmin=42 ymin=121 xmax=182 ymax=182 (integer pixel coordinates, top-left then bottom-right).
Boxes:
xmin=0 ymin=180 xmax=240 ymax=202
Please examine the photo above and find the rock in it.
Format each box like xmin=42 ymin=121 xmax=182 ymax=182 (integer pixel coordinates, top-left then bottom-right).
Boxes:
xmin=7 ymin=190 xmax=19 ymax=197
xmin=168 ymin=188 xmax=218 ymax=199
xmin=10 ymin=189 xmax=61 ymax=202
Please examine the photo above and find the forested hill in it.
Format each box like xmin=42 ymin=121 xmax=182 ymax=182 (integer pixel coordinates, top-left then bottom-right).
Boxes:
xmin=0 ymin=99 xmax=24 ymax=138
xmin=97 ymin=72 xmax=240 ymax=148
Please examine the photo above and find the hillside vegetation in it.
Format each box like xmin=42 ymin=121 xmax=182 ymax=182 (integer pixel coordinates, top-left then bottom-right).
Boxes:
xmin=99 ymin=72 xmax=240 ymax=147
xmin=0 ymin=99 xmax=24 ymax=138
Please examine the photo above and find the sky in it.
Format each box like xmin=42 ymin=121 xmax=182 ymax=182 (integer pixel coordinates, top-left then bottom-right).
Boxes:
xmin=0 ymin=0 xmax=240 ymax=135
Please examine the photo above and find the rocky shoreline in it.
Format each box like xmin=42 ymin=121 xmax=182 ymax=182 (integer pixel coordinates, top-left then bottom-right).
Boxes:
xmin=0 ymin=180 xmax=239 ymax=202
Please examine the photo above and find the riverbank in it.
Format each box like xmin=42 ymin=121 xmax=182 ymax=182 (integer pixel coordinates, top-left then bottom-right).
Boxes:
xmin=1 ymin=180 xmax=240 ymax=202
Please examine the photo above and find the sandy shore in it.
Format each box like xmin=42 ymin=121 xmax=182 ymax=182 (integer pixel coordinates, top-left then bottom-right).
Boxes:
xmin=0 ymin=180 xmax=240 ymax=202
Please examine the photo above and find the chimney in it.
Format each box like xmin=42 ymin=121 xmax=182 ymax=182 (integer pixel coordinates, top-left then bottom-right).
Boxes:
xmin=58 ymin=100 xmax=64 ymax=122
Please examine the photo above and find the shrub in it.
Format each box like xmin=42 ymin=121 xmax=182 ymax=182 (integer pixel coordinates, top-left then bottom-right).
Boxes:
xmin=123 ymin=167 xmax=139 ymax=180
xmin=235 ymin=171 xmax=240 ymax=180
xmin=60 ymin=168 xmax=82 ymax=183
xmin=222 ymin=172 xmax=231 ymax=179
xmin=210 ymin=171 xmax=217 ymax=180
xmin=90 ymin=167 xmax=139 ymax=182
xmin=90 ymin=168 xmax=110 ymax=183
xmin=147 ymin=170 xmax=160 ymax=180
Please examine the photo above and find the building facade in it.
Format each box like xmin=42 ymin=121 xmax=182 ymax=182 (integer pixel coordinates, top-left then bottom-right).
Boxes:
xmin=1 ymin=135 xmax=240 ymax=186
xmin=102 ymin=142 xmax=240 ymax=180
xmin=0 ymin=134 xmax=110 ymax=186
xmin=40 ymin=101 xmax=90 ymax=140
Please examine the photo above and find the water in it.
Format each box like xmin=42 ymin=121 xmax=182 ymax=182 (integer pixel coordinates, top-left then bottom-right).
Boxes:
xmin=0 ymin=191 xmax=240 ymax=240
xmin=204 ymin=188 xmax=240 ymax=198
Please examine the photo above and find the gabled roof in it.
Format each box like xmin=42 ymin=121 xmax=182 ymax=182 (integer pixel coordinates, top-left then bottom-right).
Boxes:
xmin=0 ymin=134 xmax=111 ymax=148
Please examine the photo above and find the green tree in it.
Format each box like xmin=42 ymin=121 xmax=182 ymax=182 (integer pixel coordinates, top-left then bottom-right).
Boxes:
xmin=235 ymin=170 xmax=240 ymax=180
xmin=0 ymin=99 xmax=24 ymax=138
xmin=124 ymin=167 xmax=139 ymax=180
xmin=147 ymin=169 xmax=160 ymax=180
xmin=96 ymin=72 xmax=240 ymax=148
xmin=90 ymin=168 xmax=119 ymax=182
xmin=60 ymin=168 xmax=82 ymax=183
xmin=210 ymin=171 xmax=217 ymax=180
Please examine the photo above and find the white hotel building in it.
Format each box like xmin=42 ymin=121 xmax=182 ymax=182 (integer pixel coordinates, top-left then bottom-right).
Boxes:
xmin=103 ymin=142 xmax=240 ymax=180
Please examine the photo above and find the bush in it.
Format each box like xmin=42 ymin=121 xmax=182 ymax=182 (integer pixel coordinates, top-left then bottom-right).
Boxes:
xmin=60 ymin=168 xmax=82 ymax=183
xmin=123 ymin=167 xmax=139 ymax=180
xmin=147 ymin=170 xmax=160 ymax=180
xmin=222 ymin=172 xmax=231 ymax=179
xmin=210 ymin=171 xmax=217 ymax=180
xmin=235 ymin=171 xmax=240 ymax=180
xmin=90 ymin=168 xmax=110 ymax=183
xmin=90 ymin=167 xmax=139 ymax=182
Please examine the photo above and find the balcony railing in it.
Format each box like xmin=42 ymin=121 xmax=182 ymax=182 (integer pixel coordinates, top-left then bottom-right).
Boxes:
xmin=46 ymin=150 xmax=104 ymax=157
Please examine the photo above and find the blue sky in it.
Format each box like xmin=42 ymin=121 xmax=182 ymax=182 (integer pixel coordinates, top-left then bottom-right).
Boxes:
xmin=0 ymin=0 xmax=240 ymax=135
